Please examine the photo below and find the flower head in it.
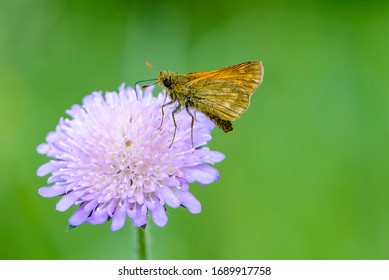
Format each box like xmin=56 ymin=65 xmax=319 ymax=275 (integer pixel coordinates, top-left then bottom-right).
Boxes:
xmin=37 ymin=84 xmax=224 ymax=231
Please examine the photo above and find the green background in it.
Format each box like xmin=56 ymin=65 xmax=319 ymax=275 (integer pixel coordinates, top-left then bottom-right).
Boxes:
xmin=1 ymin=0 xmax=389 ymax=259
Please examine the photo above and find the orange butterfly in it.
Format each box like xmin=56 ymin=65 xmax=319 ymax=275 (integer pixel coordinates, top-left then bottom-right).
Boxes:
xmin=138 ymin=61 xmax=264 ymax=147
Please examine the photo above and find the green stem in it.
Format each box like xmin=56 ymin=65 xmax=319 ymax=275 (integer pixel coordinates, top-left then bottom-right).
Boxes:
xmin=135 ymin=226 xmax=148 ymax=260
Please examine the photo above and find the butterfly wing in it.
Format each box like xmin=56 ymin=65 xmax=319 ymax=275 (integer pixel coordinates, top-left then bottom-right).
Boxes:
xmin=187 ymin=61 xmax=263 ymax=122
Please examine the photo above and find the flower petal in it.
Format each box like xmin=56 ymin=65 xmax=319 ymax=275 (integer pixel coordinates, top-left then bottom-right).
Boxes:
xmin=36 ymin=162 xmax=55 ymax=176
xmin=56 ymin=191 xmax=84 ymax=211
xmin=182 ymin=164 xmax=220 ymax=184
xmin=111 ymin=204 xmax=127 ymax=231
xmin=163 ymin=177 xmax=181 ymax=187
xmin=37 ymin=143 xmax=49 ymax=154
xmin=173 ymin=189 xmax=201 ymax=214
xmin=157 ymin=186 xmax=180 ymax=208
xmin=150 ymin=204 xmax=167 ymax=227
xmin=68 ymin=204 xmax=90 ymax=226
xmin=89 ymin=208 xmax=109 ymax=224
xmin=129 ymin=203 xmax=148 ymax=227
xmin=66 ymin=104 xmax=83 ymax=118
xmin=208 ymin=151 xmax=226 ymax=163
xmin=84 ymin=199 xmax=99 ymax=212
xmin=38 ymin=185 xmax=66 ymax=197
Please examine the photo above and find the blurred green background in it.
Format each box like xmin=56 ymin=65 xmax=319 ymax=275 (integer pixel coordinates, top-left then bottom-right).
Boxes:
xmin=1 ymin=0 xmax=389 ymax=259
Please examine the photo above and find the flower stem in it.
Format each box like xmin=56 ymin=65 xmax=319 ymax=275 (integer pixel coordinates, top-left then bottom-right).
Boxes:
xmin=135 ymin=226 xmax=148 ymax=260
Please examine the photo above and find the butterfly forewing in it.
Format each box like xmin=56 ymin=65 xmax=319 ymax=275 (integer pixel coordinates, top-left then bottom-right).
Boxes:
xmin=187 ymin=61 xmax=263 ymax=121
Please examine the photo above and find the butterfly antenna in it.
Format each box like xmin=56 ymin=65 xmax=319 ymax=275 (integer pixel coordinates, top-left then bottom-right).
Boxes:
xmin=146 ymin=61 xmax=160 ymax=72
xmin=133 ymin=78 xmax=158 ymax=100
xmin=133 ymin=62 xmax=161 ymax=100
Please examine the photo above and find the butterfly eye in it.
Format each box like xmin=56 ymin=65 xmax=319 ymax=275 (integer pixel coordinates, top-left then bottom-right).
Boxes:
xmin=163 ymin=79 xmax=172 ymax=88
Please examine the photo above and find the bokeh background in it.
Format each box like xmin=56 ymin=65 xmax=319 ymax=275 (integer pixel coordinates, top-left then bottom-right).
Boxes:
xmin=1 ymin=0 xmax=389 ymax=259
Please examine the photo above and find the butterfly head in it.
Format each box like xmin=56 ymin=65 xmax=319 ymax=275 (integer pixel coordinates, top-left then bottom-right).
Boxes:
xmin=158 ymin=71 xmax=174 ymax=90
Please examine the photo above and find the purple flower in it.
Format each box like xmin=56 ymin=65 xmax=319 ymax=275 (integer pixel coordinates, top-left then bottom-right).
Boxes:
xmin=37 ymin=84 xmax=225 ymax=231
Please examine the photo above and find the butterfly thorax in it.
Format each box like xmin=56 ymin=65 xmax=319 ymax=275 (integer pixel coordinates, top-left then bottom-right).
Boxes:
xmin=158 ymin=71 xmax=193 ymax=106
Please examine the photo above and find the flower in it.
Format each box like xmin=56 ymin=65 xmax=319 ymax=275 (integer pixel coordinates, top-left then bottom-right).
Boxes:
xmin=37 ymin=84 xmax=225 ymax=231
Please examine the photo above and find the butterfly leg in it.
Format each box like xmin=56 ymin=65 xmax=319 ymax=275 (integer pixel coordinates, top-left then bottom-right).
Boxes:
xmin=169 ymin=103 xmax=181 ymax=148
xmin=184 ymin=104 xmax=195 ymax=148
xmin=158 ymin=97 xmax=176 ymax=130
